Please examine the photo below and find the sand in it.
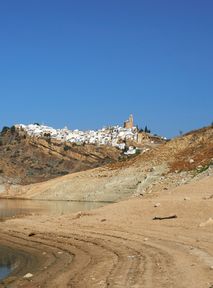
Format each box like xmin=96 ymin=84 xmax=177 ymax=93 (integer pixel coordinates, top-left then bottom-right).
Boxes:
xmin=0 ymin=174 xmax=213 ymax=288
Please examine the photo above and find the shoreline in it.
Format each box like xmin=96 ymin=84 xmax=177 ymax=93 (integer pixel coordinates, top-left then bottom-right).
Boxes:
xmin=0 ymin=238 xmax=44 ymax=287
xmin=0 ymin=197 xmax=115 ymax=204
xmin=0 ymin=174 xmax=213 ymax=287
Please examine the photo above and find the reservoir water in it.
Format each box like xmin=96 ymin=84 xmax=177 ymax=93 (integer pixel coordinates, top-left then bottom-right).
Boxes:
xmin=0 ymin=198 xmax=112 ymax=282
xmin=0 ymin=198 xmax=110 ymax=220
xmin=0 ymin=265 xmax=11 ymax=281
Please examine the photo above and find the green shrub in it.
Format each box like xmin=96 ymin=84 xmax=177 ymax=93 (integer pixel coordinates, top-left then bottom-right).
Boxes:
xmin=1 ymin=126 xmax=10 ymax=134
xmin=64 ymin=144 xmax=71 ymax=151
xmin=10 ymin=126 xmax=16 ymax=134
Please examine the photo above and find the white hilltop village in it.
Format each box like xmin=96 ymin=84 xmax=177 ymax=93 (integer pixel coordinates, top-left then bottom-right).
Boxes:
xmin=15 ymin=115 xmax=165 ymax=155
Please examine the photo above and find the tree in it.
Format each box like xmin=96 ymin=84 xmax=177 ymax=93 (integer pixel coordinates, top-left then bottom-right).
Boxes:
xmin=44 ymin=133 xmax=51 ymax=144
xmin=1 ymin=126 xmax=10 ymax=135
xmin=10 ymin=125 xmax=16 ymax=134
xmin=144 ymin=126 xmax=151 ymax=133
xmin=64 ymin=144 xmax=71 ymax=151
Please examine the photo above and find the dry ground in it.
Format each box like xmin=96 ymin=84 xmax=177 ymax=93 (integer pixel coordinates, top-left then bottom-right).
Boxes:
xmin=0 ymin=126 xmax=212 ymax=287
xmin=2 ymin=126 xmax=212 ymax=202
xmin=0 ymin=128 xmax=122 ymax=185
xmin=0 ymin=174 xmax=213 ymax=288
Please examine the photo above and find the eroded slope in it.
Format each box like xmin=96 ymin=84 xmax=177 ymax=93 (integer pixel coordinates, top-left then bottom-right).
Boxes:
xmin=2 ymin=125 xmax=213 ymax=201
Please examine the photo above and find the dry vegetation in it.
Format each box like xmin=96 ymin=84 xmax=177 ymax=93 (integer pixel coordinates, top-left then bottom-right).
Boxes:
xmin=0 ymin=126 xmax=213 ymax=287
xmin=0 ymin=127 xmax=122 ymax=184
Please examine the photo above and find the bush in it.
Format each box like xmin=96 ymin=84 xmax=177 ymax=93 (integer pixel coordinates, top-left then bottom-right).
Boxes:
xmin=10 ymin=125 xmax=16 ymax=134
xmin=44 ymin=133 xmax=51 ymax=144
xmin=144 ymin=126 xmax=151 ymax=133
xmin=1 ymin=126 xmax=10 ymax=135
xmin=135 ymin=148 xmax=141 ymax=155
xmin=64 ymin=145 xmax=71 ymax=151
xmin=59 ymin=171 xmax=69 ymax=175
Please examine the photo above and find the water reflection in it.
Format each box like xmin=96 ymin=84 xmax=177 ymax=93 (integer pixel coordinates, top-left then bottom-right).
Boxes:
xmin=0 ymin=199 xmax=111 ymax=220
xmin=0 ymin=265 xmax=11 ymax=281
xmin=0 ymin=199 xmax=112 ymax=282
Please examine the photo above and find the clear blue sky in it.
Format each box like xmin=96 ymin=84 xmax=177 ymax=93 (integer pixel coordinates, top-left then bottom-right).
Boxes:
xmin=0 ymin=0 xmax=212 ymax=138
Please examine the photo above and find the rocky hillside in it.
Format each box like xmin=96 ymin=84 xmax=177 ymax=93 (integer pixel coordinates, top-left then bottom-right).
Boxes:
xmin=0 ymin=126 xmax=123 ymax=185
xmin=169 ymin=126 xmax=213 ymax=172
xmin=2 ymin=125 xmax=213 ymax=201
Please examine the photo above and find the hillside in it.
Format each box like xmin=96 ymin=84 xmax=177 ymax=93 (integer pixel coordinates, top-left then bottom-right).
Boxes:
xmin=0 ymin=127 xmax=122 ymax=185
xmin=1 ymin=167 xmax=213 ymax=287
xmin=0 ymin=125 xmax=213 ymax=288
xmin=2 ymin=125 xmax=213 ymax=201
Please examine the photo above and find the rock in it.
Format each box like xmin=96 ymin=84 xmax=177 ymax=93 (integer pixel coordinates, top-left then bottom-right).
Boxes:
xmin=144 ymin=238 xmax=149 ymax=241
xmin=154 ymin=203 xmax=161 ymax=207
xmin=199 ymin=218 xmax=213 ymax=227
xmin=127 ymin=255 xmax=135 ymax=259
xmin=74 ymin=211 xmax=90 ymax=219
xmin=184 ymin=197 xmax=190 ymax=201
xmin=76 ymin=211 xmax=83 ymax=218
xmin=101 ymin=218 xmax=106 ymax=222
xmin=203 ymin=194 xmax=213 ymax=200
xmin=189 ymin=159 xmax=194 ymax=164
xmin=23 ymin=273 xmax=33 ymax=279
xmin=28 ymin=232 xmax=36 ymax=237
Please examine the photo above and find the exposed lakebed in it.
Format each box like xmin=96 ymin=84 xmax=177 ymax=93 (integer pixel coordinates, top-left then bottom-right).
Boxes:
xmin=0 ymin=198 xmax=112 ymax=282
xmin=0 ymin=246 xmax=16 ymax=282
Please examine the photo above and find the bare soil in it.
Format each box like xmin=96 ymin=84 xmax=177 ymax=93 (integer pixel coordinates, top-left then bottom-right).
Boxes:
xmin=2 ymin=126 xmax=212 ymax=203
xmin=0 ymin=128 xmax=122 ymax=185
xmin=0 ymin=126 xmax=213 ymax=287
xmin=0 ymin=174 xmax=213 ymax=288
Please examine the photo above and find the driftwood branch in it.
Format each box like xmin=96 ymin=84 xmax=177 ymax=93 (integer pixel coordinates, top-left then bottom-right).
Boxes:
xmin=153 ymin=215 xmax=177 ymax=220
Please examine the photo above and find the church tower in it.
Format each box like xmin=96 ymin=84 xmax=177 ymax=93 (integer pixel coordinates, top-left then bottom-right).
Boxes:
xmin=124 ymin=114 xmax=134 ymax=129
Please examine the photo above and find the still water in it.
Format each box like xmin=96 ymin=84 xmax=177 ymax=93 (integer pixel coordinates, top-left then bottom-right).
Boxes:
xmin=0 ymin=198 xmax=111 ymax=281
xmin=0 ymin=198 xmax=110 ymax=220
xmin=0 ymin=265 xmax=11 ymax=281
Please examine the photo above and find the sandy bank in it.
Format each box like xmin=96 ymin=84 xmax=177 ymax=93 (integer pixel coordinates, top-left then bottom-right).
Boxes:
xmin=0 ymin=174 xmax=213 ymax=287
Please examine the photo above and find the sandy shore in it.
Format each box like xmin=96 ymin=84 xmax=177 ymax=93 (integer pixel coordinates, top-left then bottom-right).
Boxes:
xmin=0 ymin=174 xmax=213 ymax=288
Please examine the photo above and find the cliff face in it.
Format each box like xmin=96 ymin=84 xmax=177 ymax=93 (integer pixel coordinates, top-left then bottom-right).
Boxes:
xmin=0 ymin=127 xmax=122 ymax=185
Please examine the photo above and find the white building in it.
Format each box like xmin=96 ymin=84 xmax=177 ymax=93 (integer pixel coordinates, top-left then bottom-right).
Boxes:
xmin=15 ymin=123 xmax=139 ymax=154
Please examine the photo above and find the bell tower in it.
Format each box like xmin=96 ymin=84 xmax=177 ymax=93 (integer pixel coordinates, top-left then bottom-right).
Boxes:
xmin=124 ymin=114 xmax=134 ymax=129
